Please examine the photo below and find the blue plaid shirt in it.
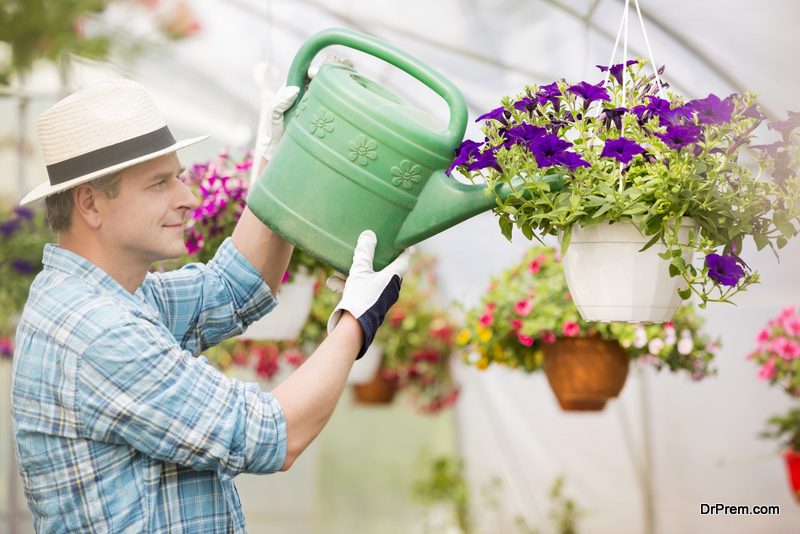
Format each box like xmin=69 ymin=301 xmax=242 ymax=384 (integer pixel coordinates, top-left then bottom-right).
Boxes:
xmin=11 ymin=238 xmax=287 ymax=533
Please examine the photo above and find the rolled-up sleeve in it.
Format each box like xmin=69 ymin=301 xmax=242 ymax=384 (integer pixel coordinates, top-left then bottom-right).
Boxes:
xmin=143 ymin=238 xmax=278 ymax=354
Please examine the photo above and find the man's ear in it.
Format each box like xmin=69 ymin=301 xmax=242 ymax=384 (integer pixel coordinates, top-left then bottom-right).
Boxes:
xmin=73 ymin=184 xmax=103 ymax=229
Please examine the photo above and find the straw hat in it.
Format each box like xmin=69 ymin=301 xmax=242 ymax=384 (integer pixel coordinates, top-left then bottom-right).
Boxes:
xmin=20 ymin=79 xmax=209 ymax=206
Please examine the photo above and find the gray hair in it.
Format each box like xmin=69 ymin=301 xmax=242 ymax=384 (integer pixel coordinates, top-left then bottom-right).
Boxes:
xmin=44 ymin=171 xmax=123 ymax=233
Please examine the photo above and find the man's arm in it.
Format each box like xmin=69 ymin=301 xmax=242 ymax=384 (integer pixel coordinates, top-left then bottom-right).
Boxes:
xmin=231 ymin=204 xmax=293 ymax=297
xmin=270 ymin=311 xmax=363 ymax=471
xmin=271 ymin=231 xmax=410 ymax=470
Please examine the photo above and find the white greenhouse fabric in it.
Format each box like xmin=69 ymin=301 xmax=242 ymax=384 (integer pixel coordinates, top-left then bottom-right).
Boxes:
xmin=2 ymin=1 xmax=800 ymax=532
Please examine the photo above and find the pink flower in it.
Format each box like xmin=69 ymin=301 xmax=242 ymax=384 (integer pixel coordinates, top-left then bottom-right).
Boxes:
xmin=281 ymin=270 xmax=291 ymax=284
xmin=510 ymin=319 xmax=523 ymax=330
xmin=766 ymin=336 xmax=800 ymax=359
xmin=528 ymin=255 xmax=546 ymax=274
xmin=782 ymin=315 xmax=800 ymax=337
xmin=648 ymin=338 xmax=665 ymax=355
xmin=514 ymin=299 xmax=533 ymax=316
xmin=185 ymin=227 xmax=204 ymax=255
xmin=757 ymin=356 xmax=777 ymax=381
xmin=518 ymin=332 xmax=534 ymax=346
xmin=755 ymin=328 xmax=771 ymax=345
xmin=562 ymin=321 xmax=580 ymax=337
xmin=485 ymin=302 xmax=497 ymax=312
xmin=0 ymin=336 xmax=13 ymax=359
xmin=541 ymin=330 xmax=556 ymax=344
xmin=479 ymin=311 xmax=494 ymax=327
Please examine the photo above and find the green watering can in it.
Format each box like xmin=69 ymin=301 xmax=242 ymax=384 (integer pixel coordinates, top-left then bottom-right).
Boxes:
xmin=247 ymin=28 xmax=562 ymax=274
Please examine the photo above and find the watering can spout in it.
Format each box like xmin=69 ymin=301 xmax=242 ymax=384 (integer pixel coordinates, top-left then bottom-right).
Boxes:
xmin=394 ymin=172 xmax=563 ymax=249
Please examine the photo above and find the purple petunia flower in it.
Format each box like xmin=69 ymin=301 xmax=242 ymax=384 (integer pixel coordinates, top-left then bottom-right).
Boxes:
xmin=513 ymin=97 xmax=541 ymax=114
xmin=446 ymin=139 xmax=483 ymax=176
xmin=567 ymin=81 xmax=610 ymax=109
xmin=705 ymin=253 xmax=746 ymax=286
xmin=467 ymin=148 xmax=502 ymax=173
xmin=750 ymin=140 xmax=788 ymax=159
xmin=599 ymin=107 xmax=629 ymax=130
xmin=643 ymin=96 xmax=691 ymax=125
xmin=768 ymin=110 xmax=800 ymax=142
xmin=0 ymin=218 xmax=21 ymax=237
xmin=555 ymin=151 xmax=590 ymax=170
xmin=688 ymin=94 xmax=734 ymax=125
xmin=503 ymin=123 xmax=547 ymax=147
xmin=11 ymin=259 xmax=34 ymax=274
xmin=655 ymin=124 xmax=703 ymax=150
xmin=475 ymin=106 xmax=509 ymax=126
xmin=13 ymin=206 xmax=33 ymax=220
xmin=600 ymin=137 xmax=646 ymax=164
xmin=529 ymin=134 xmax=573 ymax=168
xmin=596 ymin=60 xmax=638 ymax=85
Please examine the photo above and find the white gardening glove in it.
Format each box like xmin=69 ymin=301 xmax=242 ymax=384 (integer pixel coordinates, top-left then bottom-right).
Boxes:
xmin=328 ymin=230 xmax=411 ymax=359
xmin=307 ymin=54 xmax=355 ymax=81
xmin=254 ymin=84 xmax=300 ymax=161
xmin=326 ymin=271 xmax=348 ymax=295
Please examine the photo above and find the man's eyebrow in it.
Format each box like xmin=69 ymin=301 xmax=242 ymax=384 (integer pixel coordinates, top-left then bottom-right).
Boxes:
xmin=151 ymin=167 xmax=186 ymax=182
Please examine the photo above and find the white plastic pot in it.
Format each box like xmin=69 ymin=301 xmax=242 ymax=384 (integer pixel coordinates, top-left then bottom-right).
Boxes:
xmin=558 ymin=218 xmax=698 ymax=324
xmin=239 ymin=271 xmax=316 ymax=340
xmin=346 ymin=343 xmax=384 ymax=385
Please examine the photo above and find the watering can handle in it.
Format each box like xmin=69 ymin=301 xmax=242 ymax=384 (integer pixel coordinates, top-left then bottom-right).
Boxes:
xmin=285 ymin=28 xmax=468 ymax=147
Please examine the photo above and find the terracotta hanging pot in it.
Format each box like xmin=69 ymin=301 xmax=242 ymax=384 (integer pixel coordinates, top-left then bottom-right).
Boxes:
xmin=350 ymin=344 xmax=397 ymax=404
xmin=352 ymin=372 xmax=398 ymax=404
xmin=783 ymin=450 xmax=800 ymax=503
xmin=541 ymin=335 xmax=630 ymax=411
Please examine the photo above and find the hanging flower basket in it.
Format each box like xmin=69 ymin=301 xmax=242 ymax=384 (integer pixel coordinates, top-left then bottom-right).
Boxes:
xmin=239 ymin=270 xmax=316 ymax=341
xmin=541 ymin=335 xmax=630 ymax=411
xmin=783 ymin=450 xmax=800 ymax=503
xmin=559 ymin=217 xmax=698 ymax=323
xmin=352 ymin=345 xmax=398 ymax=405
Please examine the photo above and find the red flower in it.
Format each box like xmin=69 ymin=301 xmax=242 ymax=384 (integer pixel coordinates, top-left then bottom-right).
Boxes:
xmin=562 ymin=321 xmax=580 ymax=337
xmin=518 ymin=332 xmax=534 ymax=346
xmin=480 ymin=311 xmax=494 ymax=327
xmin=540 ymin=330 xmax=556 ymax=344
xmin=514 ymin=299 xmax=533 ymax=316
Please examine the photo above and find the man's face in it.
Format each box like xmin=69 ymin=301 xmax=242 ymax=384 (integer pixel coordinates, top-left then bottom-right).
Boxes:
xmin=97 ymin=152 xmax=199 ymax=267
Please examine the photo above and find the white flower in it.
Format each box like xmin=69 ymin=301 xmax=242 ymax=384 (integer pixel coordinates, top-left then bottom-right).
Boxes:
xmin=633 ymin=325 xmax=648 ymax=348
xmin=677 ymin=330 xmax=694 ymax=355
xmin=648 ymin=338 xmax=665 ymax=355
xmin=664 ymin=325 xmax=677 ymax=346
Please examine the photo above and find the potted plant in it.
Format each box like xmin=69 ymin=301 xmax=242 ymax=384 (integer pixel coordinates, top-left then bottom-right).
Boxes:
xmin=748 ymin=305 xmax=800 ymax=396
xmin=748 ymin=305 xmax=800 ymax=501
xmin=457 ymin=246 xmax=719 ymax=411
xmin=155 ymin=148 xmax=327 ymax=340
xmin=448 ymin=58 xmax=800 ymax=322
xmin=352 ymin=255 xmax=460 ymax=413
xmin=0 ymin=203 xmax=53 ymax=339
xmin=760 ymin=408 xmax=800 ymax=503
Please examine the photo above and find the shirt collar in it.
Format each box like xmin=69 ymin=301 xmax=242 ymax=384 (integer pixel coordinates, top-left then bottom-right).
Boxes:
xmin=42 ymin=243 xmax=147 ymax=306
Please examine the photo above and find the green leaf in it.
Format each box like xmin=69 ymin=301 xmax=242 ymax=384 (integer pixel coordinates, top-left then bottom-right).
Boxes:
xmin=669 ymin=256 xmax=686 ymax=277
xmin=753 ymin=232 xmax=769 ymax=251
xmin=560 ymin=226 xmax=572 ymax=257
xmin=677 ymin=288 xmax=692 ymax=300
xmin=520 ymin=223 xmax=534 ymax=241
xmin=499 ymin=216 xmax=513 ymax=242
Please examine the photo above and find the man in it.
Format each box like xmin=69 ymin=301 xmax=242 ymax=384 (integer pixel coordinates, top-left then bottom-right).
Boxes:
xmin=11 ymin=78 xmax=409 ymax=532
